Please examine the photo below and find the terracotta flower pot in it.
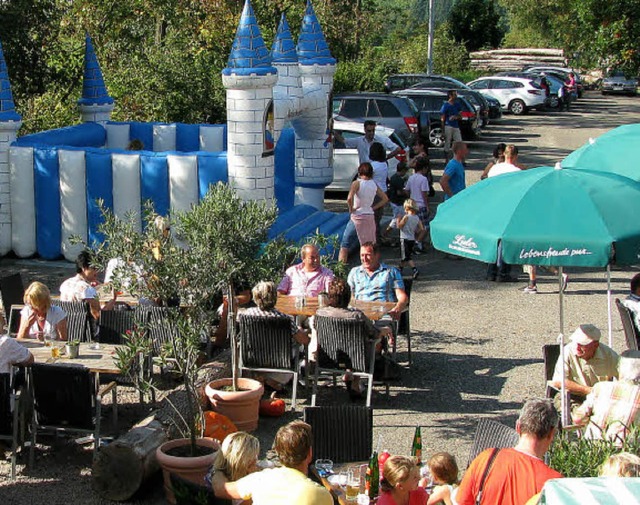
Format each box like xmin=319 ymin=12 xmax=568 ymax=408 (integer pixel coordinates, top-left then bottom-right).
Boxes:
xmin=205 ymin=378 xmax=264 ymax=432
xmin=156 ymin=437 xmax=218 ymax=505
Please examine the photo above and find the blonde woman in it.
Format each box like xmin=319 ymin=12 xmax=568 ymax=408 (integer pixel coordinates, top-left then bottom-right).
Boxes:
xmin=378 ymin=456 xmax=428 ymax=505
xmin=212 ymin=432 xmax=260 ymax=505
xmin=17 ymin=282 xmax=67 ymax=341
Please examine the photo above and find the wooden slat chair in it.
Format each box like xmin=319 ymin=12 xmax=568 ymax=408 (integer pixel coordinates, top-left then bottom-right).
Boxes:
xmin=303 ymin=405 xmax=373 ymax=463
xmin=466 ymin=418 xmax=519 ymax=468
xmin=52 ymin=300 xmax=93 ymax=342
xmin=29 ymin=363 xmax=117 ymax=465
xmin=238 ymin=314 xmax=302 ymax=410
xmin=616 ymin=298 xmax=640 ymax=351
xmin=0 ymin=274 xmax=24 ymax=335
xmin=0 ymin=368 xmax=25 ymax=480
xmin=312 ymin=315 xmax=380 ymax=407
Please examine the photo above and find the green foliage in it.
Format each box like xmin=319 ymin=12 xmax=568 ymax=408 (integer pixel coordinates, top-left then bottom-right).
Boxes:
xmin=449 ymin=0 xmax=505 ymax=52
xmin=549 ymin=426 xmax=640 ymax=477
xmin=334 ymin=48 xmax=399 ymax=93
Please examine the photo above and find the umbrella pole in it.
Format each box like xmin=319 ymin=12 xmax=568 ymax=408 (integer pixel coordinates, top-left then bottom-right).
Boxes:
xmin=607 ymin=264 xmax=613 ymax=348
xmin=558 ymin=267 xmax=568 ymax=426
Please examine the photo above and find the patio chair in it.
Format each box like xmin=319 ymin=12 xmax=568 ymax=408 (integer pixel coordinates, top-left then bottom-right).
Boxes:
xmin=0 ymin=274 xmax=24 ymax=334
xmin=52 ymin=300 xmax=93 ymax=342
xmin=543 ymin=344 xmax=561 ymax=399
xmin=395 ymin=277 xmax=413 ymax=364
xmin=466 ymin=418 xmax=519 ymax=468
xmin=303 ymin=405 xmax=373 ymax=463
xmin=29 ymin=363 xmax=118 ymax=465
xmin=312 ymin=315 xmax=380 ymax=408
xmin=615 ymin=298 xmax=640 ymax=350
xmin=0 ymin=368 xmax=25 ymax=480
xmin=6 ymin=304 xmax=23 ymax=336
xmin=238 ymin=314 xmax=302 ymax=410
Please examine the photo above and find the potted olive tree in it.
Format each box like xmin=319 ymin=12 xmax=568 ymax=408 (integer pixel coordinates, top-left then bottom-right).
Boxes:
xmin=91 ymin=183 xmax=293 ymax=502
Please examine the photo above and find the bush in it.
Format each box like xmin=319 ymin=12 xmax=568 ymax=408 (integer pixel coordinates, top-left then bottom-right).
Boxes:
xmin=333 ymin=49 xmax=399 ymax=93
xmin=549 ymin=427 xmax=640 ymax=478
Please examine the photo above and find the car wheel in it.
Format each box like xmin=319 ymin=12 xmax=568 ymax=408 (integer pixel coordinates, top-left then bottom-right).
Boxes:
xmin=429 ymin=125 xmax=444 ymax=148
xmin=509 ymin=99 xmax=526 ymax=115
xmin=549 ymin=96 xmax=559 ymax=109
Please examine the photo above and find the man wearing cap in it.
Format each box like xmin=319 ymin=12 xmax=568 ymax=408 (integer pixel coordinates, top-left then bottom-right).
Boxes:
xmin=573 ymin=350 xmax=640 ymax=442
xmin=551 ymin=324 xmax=620 ymax=412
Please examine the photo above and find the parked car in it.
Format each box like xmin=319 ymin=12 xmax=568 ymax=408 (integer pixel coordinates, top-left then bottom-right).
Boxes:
xmin=408 ymin=81 xmax=490 ymax=127
xmin=482 ymin=94 xmax=503 ymax=119
xmin=384 ymin=74 xmax=432 ymax=93
xmin=601 ymin=70 xmax=637 ymax=96
xmin=523 ymin=66 xmax=584 ymax=98
xmin=467 ymin=76 xmax=545 ymax=115
xmin=394 ymin=89 xmax=480 ymax=147
xmin=496 ymin=71 xmax=565 ymax=109
xmin=329 ymin=121 xmax=406 ymax=191
xmin=332 ymin=92 xmax=422 ymax=144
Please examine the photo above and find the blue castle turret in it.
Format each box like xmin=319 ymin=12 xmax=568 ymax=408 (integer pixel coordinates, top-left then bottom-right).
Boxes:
xmin=223 ymin=0 xmax=276 ymax=77
xmin=297 ymin=0 xmax=336 ymax=67
xmin=0 ymin=41 xmax=21 ymax=122
xmin=77 ymin=34 xmax=114 ymax=123
xmin=222 ymin=0 xmax=278 ymax=202
xmin=272 ymin=14 xmax=298 ymax=64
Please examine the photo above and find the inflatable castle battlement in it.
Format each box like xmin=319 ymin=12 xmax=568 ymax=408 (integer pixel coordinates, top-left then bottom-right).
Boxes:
xmin=0 ymin=0 xmax=348 ymax=261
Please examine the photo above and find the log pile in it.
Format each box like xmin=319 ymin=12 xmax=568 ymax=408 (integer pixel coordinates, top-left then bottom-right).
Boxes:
xmin=470 ymin=48 xmax=566 ymax=72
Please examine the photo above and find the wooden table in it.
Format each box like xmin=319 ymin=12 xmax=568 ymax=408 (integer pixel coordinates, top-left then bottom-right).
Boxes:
xmin=276 ymin=295 xmax=396 ymax=321
xmin=21 ymin=338 xmax=122 ymax=374
xmin=312 ymin=462 xmax=372 ymax=505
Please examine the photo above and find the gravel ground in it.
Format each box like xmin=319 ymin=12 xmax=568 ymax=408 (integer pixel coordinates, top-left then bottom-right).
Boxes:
xmin=1 ymin=92 xmax=640 ymax=503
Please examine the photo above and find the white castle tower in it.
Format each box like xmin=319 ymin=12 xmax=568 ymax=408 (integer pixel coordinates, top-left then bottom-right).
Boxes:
xmin=77 ymin=34 xmax=115 ymax=123
xmin=222 ymin=0 xmax=278 ymax=203
xmin=291 ymin=0 xmax=337 ymax=210
xmin=0 ymin=40 xmax=22 ymax=255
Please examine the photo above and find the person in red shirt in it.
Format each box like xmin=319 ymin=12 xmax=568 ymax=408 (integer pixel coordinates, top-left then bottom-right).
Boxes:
xmin=457 ymin=399 xmax=562 ymax=505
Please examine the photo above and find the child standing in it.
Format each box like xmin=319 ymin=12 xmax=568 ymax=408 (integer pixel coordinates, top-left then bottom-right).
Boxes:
xmin=404 ymin=157 xmax=431 ymax=252
xmin=425 ymin=452 xmax=459 ymax=505
xmin=378 ymin=456 xmax=428 ymax=505
xmin=397 ymin=199 xmax=425 ymax=280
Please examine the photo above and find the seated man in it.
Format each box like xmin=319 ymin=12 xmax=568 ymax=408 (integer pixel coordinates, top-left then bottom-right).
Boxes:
xmin=574 ymin=350 xmax=640 ymax=443
xmin=277 ymin=244 xmax=334 ymax=298
xmin=551 ymin=324 xmax=620 ymax=415
xmin=347 ymin=242 xmax=408 ymax=321
xmin=622 ymin=272 xmax=640 ymax=332
xmin=0 ymin=333 xmax=34 ymax=374
xmin=457 ymin=399 xmax=562 ymax=505
xmin=213 ymin=420 xmax=332 ymax=505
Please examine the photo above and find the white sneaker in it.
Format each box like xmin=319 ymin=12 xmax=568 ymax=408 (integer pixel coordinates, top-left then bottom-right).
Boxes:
xmin=523 ymin=285 xmax=538 ymax=294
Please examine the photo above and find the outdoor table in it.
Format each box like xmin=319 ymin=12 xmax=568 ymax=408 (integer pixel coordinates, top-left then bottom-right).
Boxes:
xmin=20 ymin=338 xmax=122 ymax=375
xmin=537 ymin=477 xmax=640 ymax=504
xmin=276 ymin=295 xmax=397 ymax=321
xmin=311 ymin=461 xmax=371 ymax=505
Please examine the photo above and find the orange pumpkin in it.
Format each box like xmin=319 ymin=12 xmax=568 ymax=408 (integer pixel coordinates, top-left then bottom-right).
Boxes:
xmin=259 ymin=392 xmax=286 ymax=417
xmin=203 ymin=411 xmax=237 ymax=441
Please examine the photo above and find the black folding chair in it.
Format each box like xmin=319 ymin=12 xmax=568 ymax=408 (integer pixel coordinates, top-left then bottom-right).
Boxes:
xmin=303 ymin=405 xmax=373 ymax=463
xmin=29 ymin=363 xmax=117 ymax=464
xmin=616 ymin=298 xmax=640 ymax=351
xmin=238 ymin=314 xmax=302 ymax=410
xmin=312 ymin=315 xmax=380 ymax=407
xmin=0 ymin=368 xmax=24 ymax=480
xmin=99 ymin=309 xmax=136 ymax=345
xmin=466 ymin=418 xmax=519 ymax=468
xmin=0 ymin=274 xmax=24 ymax=334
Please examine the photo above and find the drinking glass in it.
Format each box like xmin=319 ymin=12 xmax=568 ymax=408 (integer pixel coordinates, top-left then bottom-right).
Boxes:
xmin=345 ymin=468 xmax=361 ymax=502
xmin=295 ymin=295 xmax=306 ymax=310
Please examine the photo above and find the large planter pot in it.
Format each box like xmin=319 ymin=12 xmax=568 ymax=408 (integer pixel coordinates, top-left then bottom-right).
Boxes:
xmin=205 ymin=378 xmax=264 ymax=432
xmin=156 ymin=437 xmax=218 ymax=505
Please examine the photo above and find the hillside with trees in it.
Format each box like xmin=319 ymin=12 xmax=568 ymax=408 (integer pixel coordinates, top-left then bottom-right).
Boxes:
xmin=0 ymin=0 xmax=636 ymax=134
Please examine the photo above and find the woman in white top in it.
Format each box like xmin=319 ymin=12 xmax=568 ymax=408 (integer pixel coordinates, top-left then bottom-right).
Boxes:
xmin=17 ymin=282 xmax=67 ymax=341
xmin=347 ymin=162 xmax=389 ymax=246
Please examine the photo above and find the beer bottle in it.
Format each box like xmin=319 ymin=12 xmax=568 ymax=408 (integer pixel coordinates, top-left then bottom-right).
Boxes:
xmin=411 ymin=426 xmax=422 ymax=465
xmin=366 ymin=451 xmax=379 ymax=498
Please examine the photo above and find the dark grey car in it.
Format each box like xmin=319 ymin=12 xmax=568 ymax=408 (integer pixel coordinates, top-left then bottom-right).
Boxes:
xmin=332 ymin=92 xmax=423 ymax=144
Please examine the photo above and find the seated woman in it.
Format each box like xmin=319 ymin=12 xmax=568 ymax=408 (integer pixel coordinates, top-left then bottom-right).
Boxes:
xmin=210 ymin=432 xmax=261 ymax=505
xmin=311 ymin=278 xmax=392 ymax=397
xmin=243 ymin=281 xmax=309 ymax=389
xmin=59 ymin=250 xmax=118 ymax=323
xmin=17 ymin=282 xmax=67 ymax=341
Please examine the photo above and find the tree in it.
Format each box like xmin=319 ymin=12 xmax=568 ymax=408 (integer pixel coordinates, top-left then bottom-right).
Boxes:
xmin=449 ymin=0 xmax=505 ymax=52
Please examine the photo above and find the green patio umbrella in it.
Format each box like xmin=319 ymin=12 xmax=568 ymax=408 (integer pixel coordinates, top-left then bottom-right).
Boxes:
xmin=561 ymin=123 xmax=640 ymax=182
xmin=431 ymin=164 xmax=640 ymax=425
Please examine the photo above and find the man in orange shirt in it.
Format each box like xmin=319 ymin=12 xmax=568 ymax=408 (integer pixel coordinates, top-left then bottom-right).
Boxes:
xmin=457 ymin=399 xmax=562 ymax=505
